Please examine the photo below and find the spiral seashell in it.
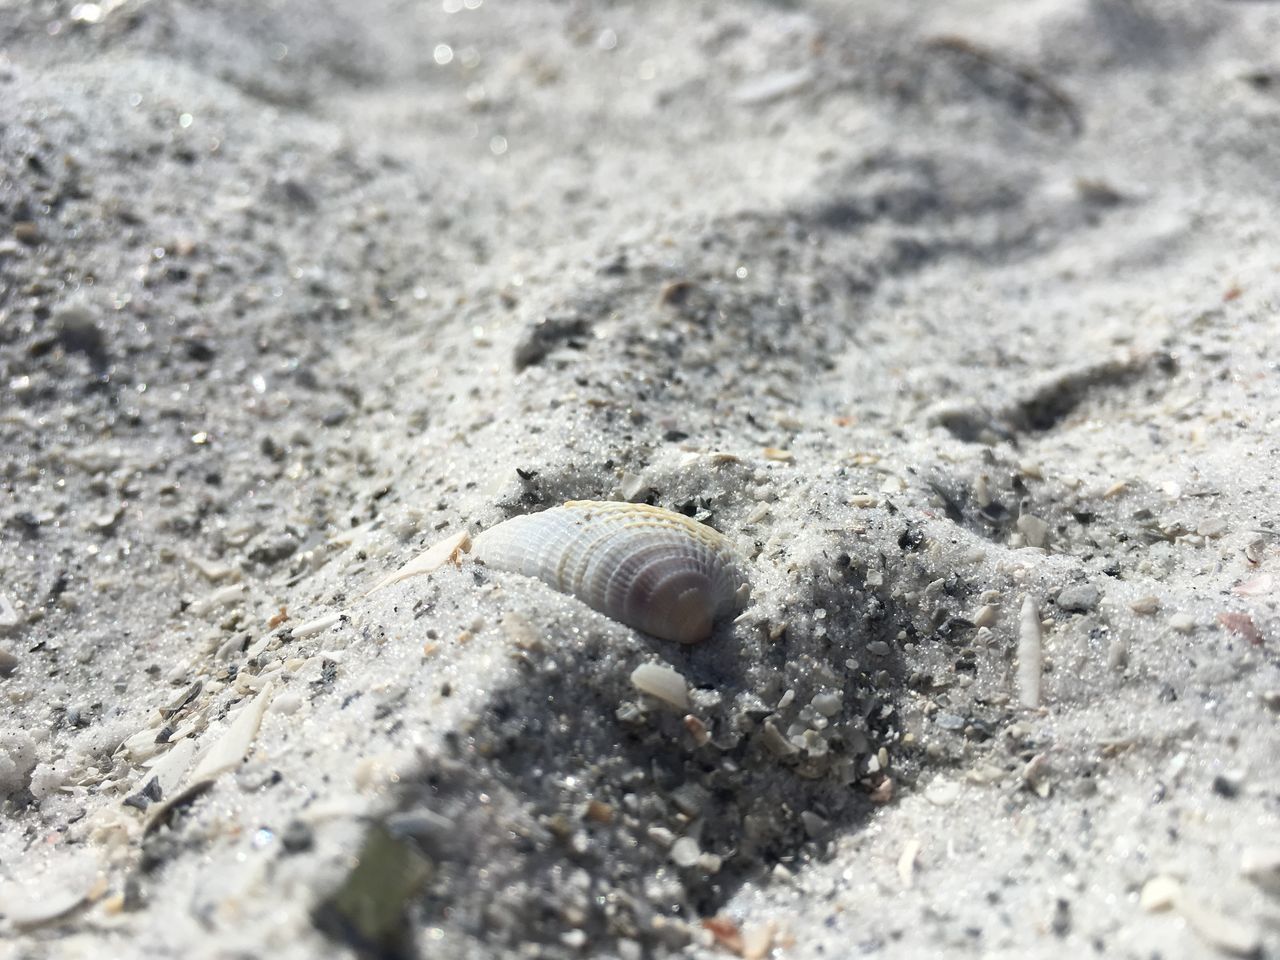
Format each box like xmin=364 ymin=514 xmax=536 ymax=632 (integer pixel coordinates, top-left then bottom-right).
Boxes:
xmin=471 ymin=500 xmax=747 ymax=643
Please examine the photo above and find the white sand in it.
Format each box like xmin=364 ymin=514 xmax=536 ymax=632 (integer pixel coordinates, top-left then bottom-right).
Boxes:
xmin=1 ymin=1 xmax=1278 ymax=958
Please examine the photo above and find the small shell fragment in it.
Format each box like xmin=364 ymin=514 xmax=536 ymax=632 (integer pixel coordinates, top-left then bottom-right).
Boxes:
xmin=1140 ymin=875 xmax=1182 ymax=912
xmin=630 ymin=662 xmax=690 ymax=711
xmin=1244 ymin=538 xmax=1266 ymax=565
xmin=898 ymin=838 xmax=921 ymax=888
xmin=1177 ymin=893 xmax=1263 ymax=956
xmin=1241 ymin=847 xmax=1280 ymax=889
xmin=472 ymin=501 xmax=746 ymax=643
xmin=189 ymin=584 xmax=245 ymax=616
xmin=291 ymin=612 xmax=343 ymax=640
xmin=187 ymin=682 xmax=275 ymax=784
xmin=0 ymin=592 xmax=21 ymax=630
xmin=1232 ymin=574 xmax=1274 ymax=597
xmin=1016 ymin=595 xmax=1043 ymax=709
xmin=1130 ymin=595 xmax=1160 ymax=615
xmin=971 ymin=604 xmax=999 ymax=628
xmin=367 ymin=530 xmax=471 ymax=595
xmin=1217 ymin=612 xmax=1263 ymax=645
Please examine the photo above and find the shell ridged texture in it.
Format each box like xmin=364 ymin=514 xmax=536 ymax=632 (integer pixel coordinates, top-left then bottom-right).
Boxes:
xmin=472 ymin=500 xmax=746 ymax=643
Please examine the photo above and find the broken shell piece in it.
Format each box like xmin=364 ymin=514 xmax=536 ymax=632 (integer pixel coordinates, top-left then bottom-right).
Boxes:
xmin=670 ymin=836 xmax=700 ymax=867
xmin=1244 ymin=537 xmax=1266 ymax=565
xmin=1140 ymin=875 xmax=1181 ymax=912
xmin=366 ymin=530 xmax=471 ymax=595
xmin=1016 ymin=595 xmax=1044 ymax=709
xmin=1130 ymin=595 xmax=1160 ymax=615
xmin=1232 ymin=574 xmax=1274 ymax=597
xmin=1217 ymin=612 xmax=1263 ymax=645
xmin=1241 ymin=847 xmax=1280 ymax=890
xmin=0 ymin=592 xmax=20 ymax=631
xmin=189 ymin=584 xmax=245 ymax=616
xmin=187 ymin=682 xmax=275 ymax=784
xmin=2 ymin=859 xmax=101 ymax=931
xmin=630 ymin=662 xmax=690 ymax=711
xmin=1177 ymin=892 xmax=1263 ymax=956
xmin=472 ymin=501 xmax=747 ymax=643
xmin=897 ymin=838 xmax=921 ymax=888
xmin=291 ymin=612 xmax=343 ymax=640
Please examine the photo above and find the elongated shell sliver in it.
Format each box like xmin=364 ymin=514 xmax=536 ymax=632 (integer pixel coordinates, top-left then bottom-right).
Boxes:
xmin=471 ymin=500 xmax=747 ymax=643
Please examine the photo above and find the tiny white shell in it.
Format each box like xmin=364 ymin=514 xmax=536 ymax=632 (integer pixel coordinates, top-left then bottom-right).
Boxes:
xmin=472 ymin=500 xmax=746 ymax=643
xmin=630 ymin=662 xmax=690 ymax=710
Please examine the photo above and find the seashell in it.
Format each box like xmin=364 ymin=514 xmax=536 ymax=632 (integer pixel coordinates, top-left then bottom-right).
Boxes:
xmin=471 ymin=500 xmax=747 ymax=643
xmin=630 ymin=662 xmax=690 ymax=710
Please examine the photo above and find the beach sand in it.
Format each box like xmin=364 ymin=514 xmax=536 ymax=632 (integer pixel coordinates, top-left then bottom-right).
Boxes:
xmin=1 ymin=1 xmax=1278 ymax=957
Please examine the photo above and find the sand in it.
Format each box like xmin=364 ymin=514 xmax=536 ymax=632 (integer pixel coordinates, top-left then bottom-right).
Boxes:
xmin=1 ymin=1 xmax=1278 ymax=958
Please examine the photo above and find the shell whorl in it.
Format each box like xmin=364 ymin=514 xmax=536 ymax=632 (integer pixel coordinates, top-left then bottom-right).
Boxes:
xmin=471 ymin=500 xmax=746 ymax=643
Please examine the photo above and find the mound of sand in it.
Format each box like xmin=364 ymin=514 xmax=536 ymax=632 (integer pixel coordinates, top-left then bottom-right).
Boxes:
xmin=1 ymin=2 xmax=1277 ymax=957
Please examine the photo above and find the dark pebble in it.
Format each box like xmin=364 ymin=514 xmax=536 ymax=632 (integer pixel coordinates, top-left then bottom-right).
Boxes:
xmin=281 ymin=819 xmax=314 ymax=853
xmin=1211 ymin=774 xmax=1240 ymax=799
xmin=935 ymin=711 xmax=966 ymax=731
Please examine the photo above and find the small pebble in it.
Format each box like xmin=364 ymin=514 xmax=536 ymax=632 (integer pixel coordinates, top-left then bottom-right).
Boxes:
xmin=971 ymin=604 xmax=998 ymax=628
xmin=1240 ymin=846 xmax=1280 ymax=889
xmin=1107 ymin=635 xmax=1128 ymax=671
xmin=647 ymin=826 xmax=675 ymax=849
xmin=618 ymin=473 xmax=650 ymax=502
xmin=1140 ymin=875 xmax=1182 ymax=912
xmin=1130 ymin=595 xmax=1160 ymax=615
xmin=584 ymin=800 xmax=614 ymax=824
xmin=800 ymin=810 xmax=828 ymax=838
xmin=1022 ymin=754 xmax=1052 ymax=798
xmin=0 ymin=592 xmax=19 ymax=630
xmin=670 ymin=783 xmax=709 ymax=818
xmin=1178 ymin=893 xmax=1262 ymax=957
xmin=1196 ymin=517 xmax=1227 ymax=538
xmin=1217 ymin=612 xmax=1263 ymax=645
xmin=670 ymin=837 xmax=700 ymax=868
xmin=761 ymin=721 xmax=799 ymax=758
xmin=1050 ymin=898 xmax=1071 ymax=937
xmin=866 ymin=640 xmax=890 ymax=657
xmin=13 ymin=221 xmax=41 ymax=245
xmin=281 ymin=820 xmax=314 ymax=853
xmin=1056 ymin=584 xmax=1100 ymax=613
xmin=741 ymin=922 xmax=776 ymax=960
xmin=271 ymin=693 xmax=303 ymax=715
xmin=924 ymin=779 xmax=960 ymax=806
xmin=1211 ymin=772 xmax=1243 ymax=799
xmin=1232 ymin=573 xmax=1274 ymax=597
xmin=1243 ymin=538 xmax=1266 ymax=565
xmin=811 ymin=691 xmax=842 ymax=717
xmin=1169 ymin=613 xmax=1195 ymax=634
xmin=1017 ymin=514 xmax=1050 ymax=548
xmin=934 ymin=711 xmax=965 ymax=731
xmin=1101 ymin=480 xmax=1128 ymax=498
